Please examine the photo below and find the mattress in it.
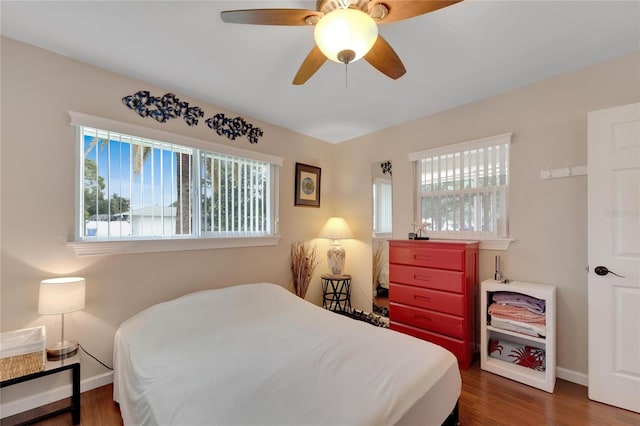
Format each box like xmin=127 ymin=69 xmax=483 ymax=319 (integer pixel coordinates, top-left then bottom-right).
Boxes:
xmin=113 ymin=283 xmax=460 ymax=425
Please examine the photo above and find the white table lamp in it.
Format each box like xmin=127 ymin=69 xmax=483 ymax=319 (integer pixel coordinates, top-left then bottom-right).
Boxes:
xmin=319 ymin=217 xmax=353 ymax=275
xmin=38 ymin=277 xmax=86 ymax=359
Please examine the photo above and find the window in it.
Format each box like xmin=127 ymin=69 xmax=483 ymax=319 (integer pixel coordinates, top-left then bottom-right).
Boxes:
xmin=373 ymin=177 xmax=392 ymax=234
xmin=71 ymin=112 xmax=281 ymax=252
xmin=409 ymin=133 xmax=511 ymax=241
xmin=200 ymin=152 xmax=272 ymax=236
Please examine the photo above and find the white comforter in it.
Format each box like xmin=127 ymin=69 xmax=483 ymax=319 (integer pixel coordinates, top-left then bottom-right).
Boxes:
xmin=114 ymin=283 xmax=460 ymax=425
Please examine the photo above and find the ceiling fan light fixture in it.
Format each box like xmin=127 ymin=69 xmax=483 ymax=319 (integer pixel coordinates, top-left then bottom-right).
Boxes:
xmin=314 ymin=8 xmax=378 ymax=64
xmin=337 ymin=49 xmax=356 ymax=64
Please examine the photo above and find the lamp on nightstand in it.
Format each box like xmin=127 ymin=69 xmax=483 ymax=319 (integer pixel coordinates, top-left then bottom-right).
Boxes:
xmin=319 ymin=217 xmax=353 ymax=276
xmin=38 ymin=277 xmax=85 ymax=360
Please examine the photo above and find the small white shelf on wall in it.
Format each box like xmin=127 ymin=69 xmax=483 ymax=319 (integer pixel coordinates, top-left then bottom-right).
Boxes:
xmin=480 ymin=279 xmax=557 ymax=393
xmin=539 ymin=165 xmax=587 ymax=179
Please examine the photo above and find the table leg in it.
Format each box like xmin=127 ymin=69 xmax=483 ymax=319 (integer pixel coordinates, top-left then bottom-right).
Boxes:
xmin=71 ymin=363 xmax=81 ymax=424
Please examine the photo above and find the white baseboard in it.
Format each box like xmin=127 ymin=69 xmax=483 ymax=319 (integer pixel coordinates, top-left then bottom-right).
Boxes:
xmin=0 ymin=371 xmax=114 ymax=419
xmin=557 ymin=367 xmax=588 ymax=386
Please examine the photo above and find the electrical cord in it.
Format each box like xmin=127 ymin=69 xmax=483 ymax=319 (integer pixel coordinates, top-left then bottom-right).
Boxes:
xmin=79 ymin=343 xmax=113 ymax=371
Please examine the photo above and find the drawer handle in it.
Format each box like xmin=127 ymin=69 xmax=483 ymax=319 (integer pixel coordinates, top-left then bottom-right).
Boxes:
xmin=414 ymin=295 xmax=431 ymax=302
xmin=414 ymin=314 xmax=432 ymax=322
xmin=414 ymin=274 xmax=431 ymax=282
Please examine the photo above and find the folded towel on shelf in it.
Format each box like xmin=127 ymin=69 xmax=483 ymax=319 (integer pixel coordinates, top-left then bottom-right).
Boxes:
xmin=488 ymin=303 xmax=546 ymax=325
xmin=492 ymin=291 xmax=546 ymax=314
xmin=489 ymin=338 xmax=546 ymax=371
xmin=491 ymin=316 xmax=546 ymax=337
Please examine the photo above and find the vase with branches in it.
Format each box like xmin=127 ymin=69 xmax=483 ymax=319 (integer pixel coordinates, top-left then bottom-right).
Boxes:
xmin=372 ymin=239 xmax=384 ymax=297
xmin=290 ymin=241 xmax=319 ymax=299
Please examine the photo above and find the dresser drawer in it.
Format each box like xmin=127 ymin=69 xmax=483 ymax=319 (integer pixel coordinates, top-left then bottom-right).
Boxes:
xmin=389 ymin=246 xmax=465 ymax=270
xmin=390 ymin=264 xmax=465 ymax=293
xmin=390 ymin=321 xmax=466 ymax=361
xmin=389 ymin=283 xmax=464 ymax=316
xmin=389 ymin=303 xmax=464 ymax=339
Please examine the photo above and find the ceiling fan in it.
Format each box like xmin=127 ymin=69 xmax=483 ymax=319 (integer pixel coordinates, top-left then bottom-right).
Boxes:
xmin=221 ymin=0 xmax=462 ymax=85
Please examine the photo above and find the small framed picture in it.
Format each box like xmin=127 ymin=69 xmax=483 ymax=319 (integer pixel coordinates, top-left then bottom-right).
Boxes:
xmin=294 ymin=162 xmax=321 ymax=207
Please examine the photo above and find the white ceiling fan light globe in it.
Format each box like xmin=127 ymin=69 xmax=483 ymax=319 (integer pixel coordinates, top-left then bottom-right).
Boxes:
xmin=314 ymin=8 xmax=378 ymax=64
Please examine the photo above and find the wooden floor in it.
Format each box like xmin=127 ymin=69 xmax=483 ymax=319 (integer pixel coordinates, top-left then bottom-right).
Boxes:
xmin=458 ymin=362 xmax=640 ymax=425
xmin=3 ymin=360 xmax=639 ymax=425
xmin=373 ymin=295 xmax=389 ymax=309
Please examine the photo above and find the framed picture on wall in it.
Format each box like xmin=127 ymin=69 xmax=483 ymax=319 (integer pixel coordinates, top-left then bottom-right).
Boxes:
xmin=294 ymin=162 xmax=321 ymax=207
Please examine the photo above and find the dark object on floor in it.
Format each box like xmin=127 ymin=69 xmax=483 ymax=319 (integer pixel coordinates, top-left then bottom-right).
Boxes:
xmin=442 ymin=401 xmax=460 ymax=426
xmin=376 ymin=286 xmax=388 ymax=297
xmin=336 ymin=309 xmax=389 ymax=328
xmin=373 ymin=304 xmax=389 ymax=317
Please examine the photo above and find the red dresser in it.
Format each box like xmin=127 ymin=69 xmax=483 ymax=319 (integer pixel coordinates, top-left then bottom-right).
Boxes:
xmin=388 ymin=240 xmax=479 ymax=369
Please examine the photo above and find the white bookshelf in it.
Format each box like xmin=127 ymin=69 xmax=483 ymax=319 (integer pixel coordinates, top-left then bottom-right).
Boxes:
xmin=480 ymin=279 xmax=557 ymax=393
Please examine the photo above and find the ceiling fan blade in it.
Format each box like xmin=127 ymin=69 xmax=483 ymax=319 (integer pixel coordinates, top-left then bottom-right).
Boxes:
xmin=221 ymin=9 xmax=322 ymax=26
xmin=370 ymin=0 xmax=462 ymax=24
xmin=364 ymin=35 xmax=406 ymax=80
xmin=293 ymin=46 xmax=328 ymax=85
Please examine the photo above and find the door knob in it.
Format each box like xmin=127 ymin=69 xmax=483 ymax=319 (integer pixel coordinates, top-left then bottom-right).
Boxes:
xmin=594 ymin=266 xmax=625 ymax=278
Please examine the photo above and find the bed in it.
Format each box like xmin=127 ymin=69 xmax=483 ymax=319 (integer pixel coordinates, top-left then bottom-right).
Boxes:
xmin=113 ymin=283 xmax=461 ymax=425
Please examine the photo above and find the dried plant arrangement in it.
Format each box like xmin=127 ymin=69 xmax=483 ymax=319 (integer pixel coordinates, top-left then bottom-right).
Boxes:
xmin=291 ymin=240 xmax=320 ymax=299
xmin=372 ymin=239 xmax=384 ymax=295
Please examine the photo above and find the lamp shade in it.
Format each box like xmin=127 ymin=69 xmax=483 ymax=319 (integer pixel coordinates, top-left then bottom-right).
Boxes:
xmin=38 ymin=277 xmax=86 ymax=315
xmin=314 ymin=8 xmax=378 ymax=64
xmin=319 ymin=217 xmax=354 ymax=241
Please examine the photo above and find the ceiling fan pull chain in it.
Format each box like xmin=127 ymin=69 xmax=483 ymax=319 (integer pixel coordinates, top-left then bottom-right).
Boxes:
xmin=345 ymin=63 xmax=349 ymax=88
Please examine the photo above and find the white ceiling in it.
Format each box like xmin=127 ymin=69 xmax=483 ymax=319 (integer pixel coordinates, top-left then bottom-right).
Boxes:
xmin=2 ymin=1 xmax=639 ymax=143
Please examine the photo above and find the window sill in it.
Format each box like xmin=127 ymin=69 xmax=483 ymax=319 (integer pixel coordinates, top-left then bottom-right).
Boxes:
xmin=373 ymin=232 xmax=393 ymax=240
xmin=424 ymin=236 xmax=514 ymax=251
xmin=68 ymin=235 xmax=282 ymax=257
xmin=478 ymin=238 xmax=513 ymax=251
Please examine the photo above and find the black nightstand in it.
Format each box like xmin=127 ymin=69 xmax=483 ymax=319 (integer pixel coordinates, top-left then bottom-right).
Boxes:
xmin=321 ymin=274 xmax=352 ymax=312
xmin=0 ymin=357 xmax=80 ymax=425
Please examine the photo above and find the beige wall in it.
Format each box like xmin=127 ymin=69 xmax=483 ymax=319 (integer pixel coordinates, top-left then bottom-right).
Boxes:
xmin=335 ymin=51 xmax=640 ymax=376
xmin=0 ymin=37 xmax=337 ymax=402
xmin=1 ymin=34 xmax=639 ymax=405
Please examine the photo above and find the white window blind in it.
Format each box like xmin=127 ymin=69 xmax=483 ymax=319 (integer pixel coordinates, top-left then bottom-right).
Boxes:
xmin=81 ymin=127 xmax=193 ymax=239
xmin=373 ymin=177 xmax=392 ymax=234
xmin=410 ymin=133 xmax=511 ymax=239
xmin=200 ymin=152 xmax=272 ymax=235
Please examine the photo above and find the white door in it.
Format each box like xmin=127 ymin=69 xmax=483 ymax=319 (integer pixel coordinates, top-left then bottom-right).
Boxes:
xmin=588 ymin=102 xmax=640 ymax=413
